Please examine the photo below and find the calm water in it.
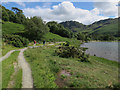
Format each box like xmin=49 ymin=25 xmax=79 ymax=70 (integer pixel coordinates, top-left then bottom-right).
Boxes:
xmin=81 ymin=42 xmax=119 ymax=62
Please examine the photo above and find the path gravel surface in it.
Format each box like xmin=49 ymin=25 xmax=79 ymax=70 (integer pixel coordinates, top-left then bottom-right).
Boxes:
xmin=0 ymin=50 xmax=16 ymax=62
xmin=18 ymin=48 xmax=33 ymax=88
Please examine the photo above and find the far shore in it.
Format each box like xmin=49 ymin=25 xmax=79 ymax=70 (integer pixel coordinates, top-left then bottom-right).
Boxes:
xmin=88 ymin=40 xmax=119 ymax=42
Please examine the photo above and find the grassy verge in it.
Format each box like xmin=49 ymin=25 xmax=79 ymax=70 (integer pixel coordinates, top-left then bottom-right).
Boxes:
xmin=2 ymin=44 xmax=18 ymax=56
xmin=24 ymin=46 xmax=119 ymax=88
xmin=24 ymin=47 xmax=57 ymax=88
xmin=2 ymin=51 xmax=22 ymax=88
xmin=13 ymin=69 xmax=22 ymax=88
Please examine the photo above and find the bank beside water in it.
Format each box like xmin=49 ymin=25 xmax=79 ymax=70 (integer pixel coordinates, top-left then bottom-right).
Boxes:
xmin=24 ymin=45 xmax=119 ymax=88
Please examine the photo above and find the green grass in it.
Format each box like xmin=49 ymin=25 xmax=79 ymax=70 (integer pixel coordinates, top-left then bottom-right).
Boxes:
xmin=24 ymin=46 xmax=119 ymax=88
xmin=2 ymin=43 xmax=18 ymax=56
xmin=24 ymin=47 xmax=58 ymax=88
xmin=13 ymin=69 xmax=22 ymax=88
xmin=2 ymin=51 xmax=21 ymax=88
xmin=84 ymin=23 xmax=118 ymax=36
xmin=0 ymin=62 xmax=1 ymax=90
xmin=2 ymin=21 xmax=24 ymax=34
xmin=43 ymin=32 xmax=70 ymax=42
xmin=43 ymin=32 xmax=81 ymax=46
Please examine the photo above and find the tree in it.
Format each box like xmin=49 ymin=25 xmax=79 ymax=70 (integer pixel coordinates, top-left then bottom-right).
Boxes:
xmin=12 ymin=7 xmax=26 ymax=24
xmin=2 ymin=9 xmax=9 ymax=21
xmin=12 ymin=7 xmax=23 ymax=14
xmin=7 ymin=10 xmax=16 ymax=22
xmin=77 ymin=33 xmax=85 ymax=41
xmin=47 ymin=21 xmax=74 ymax=38
xmin=24 ymin=16 xmax=49 ymax=40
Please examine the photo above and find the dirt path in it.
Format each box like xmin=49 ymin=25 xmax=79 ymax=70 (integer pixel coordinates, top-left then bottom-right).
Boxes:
xmin=18 ymin=48 xmax=33 ymax=88
xmin=0 ymin=50 xmax=16 ymax=62
xmin=1 ymin=42 xmax=60 ymax=88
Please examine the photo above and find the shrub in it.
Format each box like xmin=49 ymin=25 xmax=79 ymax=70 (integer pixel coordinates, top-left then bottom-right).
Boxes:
xmin=55 ymin=45 xmax=89 ymax=62
xmin=3 ymin=34 xmax=29 ymax=47
xmin=65 ymin=41 xmax=70 ymax=46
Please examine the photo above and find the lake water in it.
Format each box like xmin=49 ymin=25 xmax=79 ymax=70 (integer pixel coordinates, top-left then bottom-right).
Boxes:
xmin=81 ymin=42 xmax=119 ymax=62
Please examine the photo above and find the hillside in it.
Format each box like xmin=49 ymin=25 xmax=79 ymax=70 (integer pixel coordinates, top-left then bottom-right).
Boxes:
xmin=86 ymin=23 xmax=118 ymax=36
xmin=43 ymin=32 xmax=70 ymax=42
xmin=2 ymin=21 xmax=73 ymax=42
xmin=2 ymin=21 xmax=24 ymax=34
xmin=60 ymin=18 xmax=119 ymax=37
xmin=60 ymin=21 xmax=86 ymax=32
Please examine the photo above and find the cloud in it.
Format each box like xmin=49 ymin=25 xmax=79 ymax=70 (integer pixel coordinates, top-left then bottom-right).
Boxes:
xmin=42 ymin=2 xmax=52 ymax=8
xmin=1 ymin=0 xmax=119 ymax=2
xmin=23 ymin=1 xmax=109 ymax=25
xmin=16 ymin=2 xmax=26 ymax=7
xmin=94 ymin=1 xmax=118 ymax=17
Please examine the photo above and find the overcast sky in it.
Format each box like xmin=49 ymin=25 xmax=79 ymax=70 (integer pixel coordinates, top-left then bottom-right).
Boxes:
xmin=2 ymin=0 xmax=119 ymax=25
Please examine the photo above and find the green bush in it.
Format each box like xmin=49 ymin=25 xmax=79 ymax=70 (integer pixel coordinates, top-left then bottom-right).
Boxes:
xmin=55 ymin=46 xmax=89 ymax=62
xmin=3 ymin=34 xmax=29 ymax=47
xmin=65 ymin=41 xmax=70 ymax=46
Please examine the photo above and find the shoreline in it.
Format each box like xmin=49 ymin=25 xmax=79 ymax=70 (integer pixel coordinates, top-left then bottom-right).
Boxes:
xmin=88 ymin=40 xmax=119 ymax=42
xmin=90 ymin=55 xmax=119 ymax=63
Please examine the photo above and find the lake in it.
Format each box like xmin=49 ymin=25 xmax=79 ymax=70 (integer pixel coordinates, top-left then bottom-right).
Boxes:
xmin=81 ymin=42 xmax=119 ymax=62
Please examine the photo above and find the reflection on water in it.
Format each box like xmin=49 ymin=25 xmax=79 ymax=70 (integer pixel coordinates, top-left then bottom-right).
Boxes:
xmin=81 ymin=42 xmax=119 ymax=62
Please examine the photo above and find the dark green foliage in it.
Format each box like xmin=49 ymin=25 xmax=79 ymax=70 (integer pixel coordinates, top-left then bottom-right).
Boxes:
xmin=2 ymin=6 xmax=26 ymax=24
xmin=65 ymin=41 xmax=70 ymax=46
xmin=24 ymin=16 xmax=49 ymax=40
xmin=2 ymin=9 xmax=9 ymax=21
xmin=60 ymin=21 xmax=86 ymax=32
xmin=3 ymin=34 xmax=29 ymax=47
xmin=55 ymin=46 xmax=89 ymax=62
xmin=7 ymin=10 xmax=16 ymax=22
xmin=77 ymin=32 xmax=85 ymax=41
xmin=47 ymin=21 xmax=73 ymax=38
xmin=92 ymin=34 xmax=115 ymax=41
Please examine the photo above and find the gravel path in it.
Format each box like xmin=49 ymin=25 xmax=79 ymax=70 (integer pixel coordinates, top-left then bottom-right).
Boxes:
xmin=0 ymin=50 xmax=16 ymax=62
xmin=1 ymin=42 xmax=60 ymax=88
xmin=18 ymin=48 xmax=33 ymax=88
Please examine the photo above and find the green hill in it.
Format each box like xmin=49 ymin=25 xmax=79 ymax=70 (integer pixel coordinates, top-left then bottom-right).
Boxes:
xmin=87 ymin=23 xmax=118 ymax=36
xmin=43 ymin=32 xmax=69 ymax=42
xmin=60 ymin=21 xmax=86 ymax=33
xmin=2 ymin=21 xmax=24 ymax=34
xmin=2 ymin=21 xmax=75 ymax=43
xmin=60 ymin=18 xmax=119 ymax=37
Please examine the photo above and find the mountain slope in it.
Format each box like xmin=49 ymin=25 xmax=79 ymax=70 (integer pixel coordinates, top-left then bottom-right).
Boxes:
xmin=60 ymin=21 xmax=86 ymax=32
xmin=60 ymin=18 xmax=119 ymax=37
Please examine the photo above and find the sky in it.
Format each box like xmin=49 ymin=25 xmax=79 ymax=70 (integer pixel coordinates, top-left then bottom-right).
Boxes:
xmin=1 ymin=0 xmax=120 ymax=25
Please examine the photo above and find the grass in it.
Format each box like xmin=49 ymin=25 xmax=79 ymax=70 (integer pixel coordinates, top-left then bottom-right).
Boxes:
xmin=24 ymin=47 xmax=58 ymax=88
xmin=43 ymin=32 xmax=69 ymax=42
xmin=44 ymin=32 xmax=82 ymax=46
xmin=83 ymin=23 xmax=118 ymax=36
xmin=2 ymin=21 xmax=24 ymax=34
xmin=2 ymin=43 xmax=18 ymax=56
xmin=13 ymin=69 xmax=22 ymax=88
xmin=24 ymin=46 xmax=119 ymax=88
xmin=2 ymin=51 xmax=22 ymax=88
